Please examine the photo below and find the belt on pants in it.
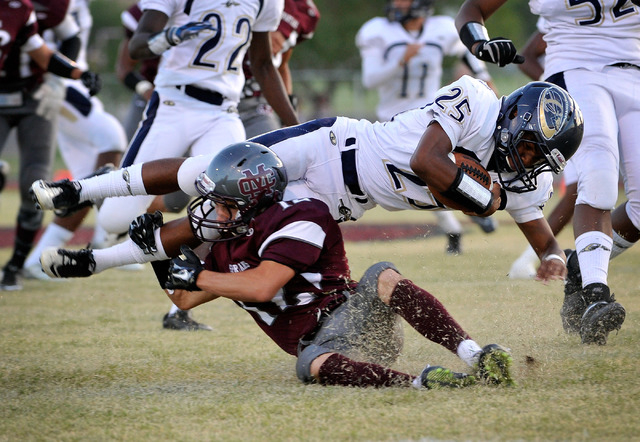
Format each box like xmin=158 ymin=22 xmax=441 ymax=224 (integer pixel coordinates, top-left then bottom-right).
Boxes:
xmin=340 ymin=148 xmax=368 ymax=204
xmin=610 ymin=62 xmax=640 ymax=70
xmin=175 ymin=84 xmax=224 ymax=105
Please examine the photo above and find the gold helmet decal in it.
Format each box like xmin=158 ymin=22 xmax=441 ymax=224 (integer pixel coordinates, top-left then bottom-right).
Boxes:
xmin=538 ymin=87 xmax=570 ymax=140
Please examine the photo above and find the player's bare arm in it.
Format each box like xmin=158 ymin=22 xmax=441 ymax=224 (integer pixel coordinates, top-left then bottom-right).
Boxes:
xmin=129 ymin=10 xmax=169 ymax=59
xmin=169 ymin=259 xmax=295 ymax=310
xmin=140 ymin=158 xmax=186 ymax=195
xmin=410 ymin=121 xmax=501 ymax=216
xmin=516 ymin=218 xmax=567 ymax=283
xmin=249 ymin=31 xmax=299 ymax=127
xmin=518 ymin=31 xmax=546 ymax=81
xmin=455 ymin=0 xmax=508 ymax=36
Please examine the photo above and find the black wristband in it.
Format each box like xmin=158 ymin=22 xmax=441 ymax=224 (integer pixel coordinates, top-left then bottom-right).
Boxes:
xmin=151 ymin=259 xmax=171 ymax=289
xmin=47 ymin=53 xmax=78 ymax=78
xmin=123 ymin=71 xmax=146 ymax=92
xmin=459 ymin=22 xmax=489 ymax=52
xmin=441 ymin=168 xmax=493 ymax=214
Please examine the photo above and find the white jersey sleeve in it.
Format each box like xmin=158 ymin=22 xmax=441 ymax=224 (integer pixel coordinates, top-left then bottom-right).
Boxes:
xmin=431 ymin=76 xmax=499 ymax=168
xmin=502 ymin=172 xmax=553 ymax=224
xmin=529 ymin=0 xmax=640 ymax=77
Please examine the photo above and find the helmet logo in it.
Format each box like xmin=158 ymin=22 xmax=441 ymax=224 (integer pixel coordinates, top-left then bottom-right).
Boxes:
xmin=238 ymin=164 xmax=276 ymax=205
xmin=539 ymin=88 xmax=569 ymax=140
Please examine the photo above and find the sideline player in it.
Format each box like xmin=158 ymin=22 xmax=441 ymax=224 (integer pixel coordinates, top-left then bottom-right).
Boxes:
xmin=0 ymin=0 xmax=100 ymax=290
xmin=22 ymin=0 xmax=128 ymax=282
xmin=456 ymin=0 xmax=638 ymax=345
xmin=34 ymin=77 xmax=584 ymax=289
xmin=356 ymin=0 xmax=499 ymax=254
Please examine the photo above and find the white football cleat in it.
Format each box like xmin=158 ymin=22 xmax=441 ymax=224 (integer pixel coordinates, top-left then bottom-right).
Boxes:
xmin=508 ymin=255 xmax=537 ymax=279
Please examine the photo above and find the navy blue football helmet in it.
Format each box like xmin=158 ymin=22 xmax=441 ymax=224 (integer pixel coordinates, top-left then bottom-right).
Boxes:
xmin=386 ymin=0 xmax=434 ymax=23
xmin=493 ymin=82 xmax=584 ymax=193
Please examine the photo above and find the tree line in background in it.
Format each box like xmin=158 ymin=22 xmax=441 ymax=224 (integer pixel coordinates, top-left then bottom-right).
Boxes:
xmin=91 ymin=0 xmax=538 ymax=73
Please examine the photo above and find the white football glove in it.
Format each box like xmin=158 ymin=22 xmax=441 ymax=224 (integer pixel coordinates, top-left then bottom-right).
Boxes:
xmin=33 ymin=74 xmax=66 ymax=120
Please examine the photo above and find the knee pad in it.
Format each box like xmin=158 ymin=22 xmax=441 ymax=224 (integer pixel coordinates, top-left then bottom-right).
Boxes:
xmin=17 ymin=206 xmax=44 ymax=231
xmin=296 ymin=344 xmax=334 ymax=384
xmin=358 ymin=261 xmax=399 ymax=298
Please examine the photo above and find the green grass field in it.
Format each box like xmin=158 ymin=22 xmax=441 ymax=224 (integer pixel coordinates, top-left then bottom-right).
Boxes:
xmin=1 ymin=186 xmax=639 ymax=441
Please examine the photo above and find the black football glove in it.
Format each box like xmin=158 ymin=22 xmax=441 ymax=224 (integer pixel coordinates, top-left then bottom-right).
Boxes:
xmin=129 ymin=211 xmax=164 ymax=255
xmin=474 ymin=38 xmax=524 ymax=67
xmin=166 ymin=245 xmax=204 ymax=291
xmin=80 ymin=71 xmax=102 ymax=96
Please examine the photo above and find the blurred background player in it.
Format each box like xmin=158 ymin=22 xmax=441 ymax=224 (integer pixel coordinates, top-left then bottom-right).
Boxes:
xmin=117 ymin=1 xmax=159 ymax=141
xmin=0 ymin=0 xmax=101 ymax=290
xmin=239 ymin=0 xmax=320 ymax=139
xmin=97 ymin=0 xmax=298 ymax=330
xmin=22 ymin=0 xmax=128 ymax=282
xmin=457 ymin=0 xmax=638 ymax=345
xmin=355 ymin=0 xmax=498 ymax=254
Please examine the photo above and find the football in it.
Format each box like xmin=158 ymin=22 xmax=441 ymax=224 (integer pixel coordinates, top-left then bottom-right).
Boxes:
xmin=429 ymin=152 xmax=492 ymax=211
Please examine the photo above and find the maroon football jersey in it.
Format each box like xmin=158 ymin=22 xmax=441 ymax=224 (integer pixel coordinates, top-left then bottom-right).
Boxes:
xmin=277 ymin=0 xmax=320 ymax=44
xmin=0 ymin=0 xmax=39 ymax=75
xmin=32 ymin=0 xmax=70 ymax=32
xmin=121 ymin=2 xmax=159 ymax=83
xmin=205 ymin=198 xmax=357 ymax=355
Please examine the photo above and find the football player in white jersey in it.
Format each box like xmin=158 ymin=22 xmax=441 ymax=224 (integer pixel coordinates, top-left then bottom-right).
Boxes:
xmin=98 ymin=0 xmax=298 ymax=329
xmin=22 ymin=0 xmax=128 ymax=282
xmin=356 ymin=0 xmax=499 ymax=254
xmin=33 ymin=77 xmax=584 ymax=292
xmin=456 ymin=0 xmax=639 ymax=346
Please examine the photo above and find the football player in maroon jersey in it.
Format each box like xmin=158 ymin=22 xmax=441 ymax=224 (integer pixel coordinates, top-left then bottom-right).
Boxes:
xmin=41 ymin=141 xmax=515 ymax=388
xmin=0 ymin=0 xmax=100 ymax=291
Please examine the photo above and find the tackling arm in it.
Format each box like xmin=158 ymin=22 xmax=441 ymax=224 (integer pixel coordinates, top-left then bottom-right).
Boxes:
xmin=516 ymin=218 xmax=567 ymax=282
xmin=168 ymin=258 xmax=296 ymax=310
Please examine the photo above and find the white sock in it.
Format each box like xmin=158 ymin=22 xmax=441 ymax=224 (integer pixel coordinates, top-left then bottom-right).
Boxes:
xmin=434 ymin=211 xmax=462 ymax=234
xmin=78 ymin=164 xmax=147 ymax=201
xmin=575 ymin=231 xmax=613 ymax=287
xmin=457 ymin=339 xmax=483 ymax=367
xmin=92 ymin=230 xmax=169 ymax=274
xmin=168 ymin=304 xmax=181 ymax=315
xmin=24 ymin=223 xmax=74 ymax=269
xmin=611 ymin=230 xmax=634 ymax=260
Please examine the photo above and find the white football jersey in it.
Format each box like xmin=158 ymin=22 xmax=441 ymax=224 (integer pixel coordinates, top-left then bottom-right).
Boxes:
xmin=355 ymin=76 xmax=552 ymax=224
xmin=142 ymin=0 xmax=283 ymax=102
xmin=355 ymin=15 xmax=490 ymax=122
xmin=529 ymin=0 xmax=640 ymax=78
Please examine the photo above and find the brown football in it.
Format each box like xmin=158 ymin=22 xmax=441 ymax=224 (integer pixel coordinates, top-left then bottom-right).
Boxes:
xmin=429 ymin=153 xmax=492 ymax=211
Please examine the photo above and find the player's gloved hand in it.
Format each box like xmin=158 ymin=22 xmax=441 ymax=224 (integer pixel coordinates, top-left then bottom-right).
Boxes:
xmin=129 ymin=211 xmax=164 ymax=255
xmin=80 ymin=71 xmax=102 ymax=96
xmin=166 ymin=21 xmax=215 ymax=46
xmin=474 ymin=38 xmax=524 ymax=67
xmin=33 ymin=74 xmax=66 ymax=120
xmin=166 ymin=245 xmax=204 ymax=291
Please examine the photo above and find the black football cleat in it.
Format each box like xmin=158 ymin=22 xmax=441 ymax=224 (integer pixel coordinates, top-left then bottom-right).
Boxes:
xmin=417 ymin=365 xmax=476 ymax=389
xmin=163 ymin=310 xmax=212 ymax=331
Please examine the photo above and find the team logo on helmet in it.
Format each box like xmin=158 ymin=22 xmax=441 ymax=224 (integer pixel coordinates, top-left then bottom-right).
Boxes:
xmin=538 ymin=87 xmax=569 ymax=140
xmin=237 ymin=164 xmax=276 ymax=205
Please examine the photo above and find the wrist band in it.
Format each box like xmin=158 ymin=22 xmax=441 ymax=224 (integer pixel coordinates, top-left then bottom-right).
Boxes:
xmin=123 ymin=71 xmax=146 ymax=91
xmin=441 ymin=168 xmax=493 ymax=213
xmin=459 ymin=22 xmax=490 ymax=52
xmin=148 ymin=30 xmax=172 ymax=55
xmin=135 ymin=80 xmax=153 ymax=96
xmin=543 ymin=253 xmax=566 ymax=264
xmin=47 ymin=53 xmax=78 ymax=78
